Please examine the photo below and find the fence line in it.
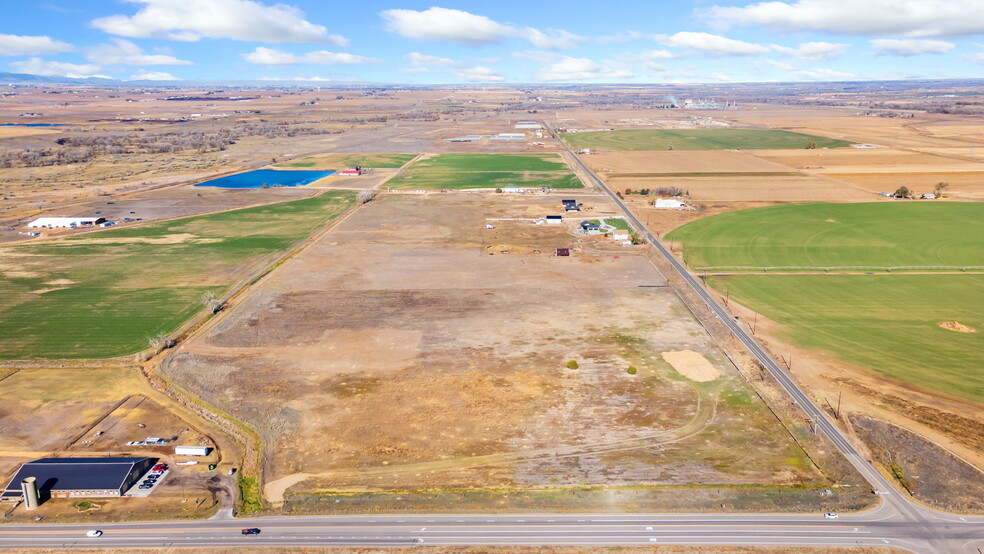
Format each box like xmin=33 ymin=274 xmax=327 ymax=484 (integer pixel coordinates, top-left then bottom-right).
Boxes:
xmin=695 ymin=265 xmax=984 ymax=273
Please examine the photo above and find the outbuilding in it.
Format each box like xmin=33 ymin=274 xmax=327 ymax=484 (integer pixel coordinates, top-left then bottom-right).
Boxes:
xmin=28 ymin=217 xmax=105 ymax=228
xmin=654 ymin=198 xmax=687 ymax=209
xmin=545 ymin=215 xmax=563 ymax=225
xmin=174 ymin=445 xmax=210 ymax=457
xmin=1 ymin=457 xmax=154 ymax=502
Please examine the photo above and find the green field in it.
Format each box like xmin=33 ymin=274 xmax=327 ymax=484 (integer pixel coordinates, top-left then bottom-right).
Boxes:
xmin=604 ymin=218 xmax=632 ymax=231
xmin=409 ymin=153 xmax=569 ymax=172
xmin=706 ymin=274 xmax=984 ymax=403
xmin=0 ymin=191 xmax=355 ymax=359
xmin=387 ymin=153 xmax=582 ymax=190
xmin=667 ymin=203 xmax=984 ymax=271
xmin=276 ymin=153 xmax=415 ymax=169
xmin=562 ymin=129 xmax=853 ymax=151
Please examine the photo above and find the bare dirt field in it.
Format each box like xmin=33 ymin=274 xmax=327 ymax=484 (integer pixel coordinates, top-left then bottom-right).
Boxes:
xmin=608 ymin=175 xmax=876 ymax=203
xmin=583 ymin=150 xmax=799 ymax=174
xmin=163 ymin=193 xmax=823 ymax=508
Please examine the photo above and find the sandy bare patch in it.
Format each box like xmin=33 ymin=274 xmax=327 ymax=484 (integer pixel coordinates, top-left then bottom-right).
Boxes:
xmin=938 ymin=321 xmax=976 ymax=333
xmin=44 ymin=278 xmax=75 ymax=286
xmin=76 ymin=233 xmax=222 ymax=245
xmin=662 ymin=350 xmax=721 ymax=382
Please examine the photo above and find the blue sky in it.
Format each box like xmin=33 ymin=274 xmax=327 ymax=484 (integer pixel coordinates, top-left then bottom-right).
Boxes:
xmin=2 ymin=0 xmax=983 ymax=83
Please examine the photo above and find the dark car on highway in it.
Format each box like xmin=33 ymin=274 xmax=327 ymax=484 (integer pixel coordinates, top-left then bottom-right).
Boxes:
xmin=242 ymin=528 xmax=261 ymax=535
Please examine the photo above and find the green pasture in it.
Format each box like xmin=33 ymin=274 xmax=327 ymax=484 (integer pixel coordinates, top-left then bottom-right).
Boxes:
xmin=562 ymin=129 xmax=853 ymax=151
xmin=667 ymin=203 xmax=984 ymax=270
xmin=0 ymin=191 xmax=355 ymax=359
xmin=605 ymin=218 xmax=632 ymax=231
xmin=276 ymin=153 xmax=415 ymax=169
xmin=387 ymin=153 xmax=582 ymax=190
xmin=706 ymin=274 xmax=984 ymax=403
xmin=409 ymin=153 xmax=569 ymax=172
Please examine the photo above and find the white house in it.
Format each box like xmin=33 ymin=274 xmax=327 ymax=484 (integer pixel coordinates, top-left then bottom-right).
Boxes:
xmin=654 ymin=198 xmax=686 ymax=209
xmin=612 ymin=229 xmax=630 ymax=241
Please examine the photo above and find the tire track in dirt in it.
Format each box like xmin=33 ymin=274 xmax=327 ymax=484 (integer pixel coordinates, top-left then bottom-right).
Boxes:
xmin=263 ymin=390 xmax=718 ymax=503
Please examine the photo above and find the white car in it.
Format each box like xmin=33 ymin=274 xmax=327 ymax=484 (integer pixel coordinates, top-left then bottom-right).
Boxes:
xmin=824 ymin=513 xmax=839 ymax=519
xmin=86 ymin=530 xmax=103 ymax=537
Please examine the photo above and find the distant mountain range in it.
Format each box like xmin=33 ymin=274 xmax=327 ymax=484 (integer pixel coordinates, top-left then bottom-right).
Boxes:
xmin=2 ymin=71 xmax=984 ymax=90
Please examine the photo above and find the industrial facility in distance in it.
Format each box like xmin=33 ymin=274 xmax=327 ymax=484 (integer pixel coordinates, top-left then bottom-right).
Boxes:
xmin=1 ymin=457 xmax=155 ymax=505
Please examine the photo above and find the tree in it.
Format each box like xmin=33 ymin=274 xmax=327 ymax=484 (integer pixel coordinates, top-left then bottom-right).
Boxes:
xmin=627 ymin=366 xmax=637 ymax=375
xmin=893 ymin=186 xmax=911 ymax=198
xmin=357 ymin=190 xmax=376 ymax=204
xmin=201 ymin=291 xmax=221 ymax=314
xmin=566 ymin=360 xmax=579 ymax=369
xmin=934 ymin=182 xmax=949 ymax=197
xmin=148 ymin=332 xmax=173 ymax=351
xmin=624 ymin=188 xmax=633 ymax=195
xmin=629 ymin=231 xmax=643 ymax=245
xmin=805 ymin=140 xmax=817 ymax=149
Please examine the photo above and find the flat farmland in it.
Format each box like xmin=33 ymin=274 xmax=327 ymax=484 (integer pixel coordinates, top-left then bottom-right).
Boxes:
xmin=561 ymin=129 xmax=853 ymax=151
xmin=275 ymin=153 xmax=416 ymax=169
xmin=0 ymin=191 xmax=355 ymax=359
xmin=608 ymin=175 xmax=874 ymax=203
xmin=583 ymin=150 xmax=801 ymax=175
xmin=387 ymin=153 xmax=583 ymax=190
xmin=705 ymin=274 xmax=984 ymax=404
xmin=666 ymin=202 xmax=984 ymax=270
xmin=164 ymin=193 xmax=823 ymax=507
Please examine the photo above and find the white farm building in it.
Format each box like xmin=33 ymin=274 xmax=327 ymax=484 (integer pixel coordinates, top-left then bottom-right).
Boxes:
xmin=28 ymin=217 xmax=105 ymax=228
xmin=653 ymin=199 xmax=687 ymax=209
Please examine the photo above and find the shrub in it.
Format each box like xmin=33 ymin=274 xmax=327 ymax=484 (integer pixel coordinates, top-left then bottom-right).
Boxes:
xmin=627 ymin=366 xmax=637 ymax=375
xmin=566 ymin=360 xmax=579 ymax=369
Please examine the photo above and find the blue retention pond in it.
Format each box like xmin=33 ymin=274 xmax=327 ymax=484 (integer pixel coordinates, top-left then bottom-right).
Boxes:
xmin=194 ymin=169 xmax=334 ymax=189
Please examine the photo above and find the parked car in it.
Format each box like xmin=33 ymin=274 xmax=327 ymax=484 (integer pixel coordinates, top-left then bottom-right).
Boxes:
xmin=86 ymin=530 xmax=103 ymax=537
xmin=138 ymin=484 xmax=152 ymax=489
xmin=242 ymin=528 xmax=261 ymax=535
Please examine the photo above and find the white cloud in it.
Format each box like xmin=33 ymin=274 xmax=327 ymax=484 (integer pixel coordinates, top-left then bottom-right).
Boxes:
xmin=0 ymin=34 xmax=72 ymax=56
xmin=523 ymin=28 xmax=583 ymax=49
xmin=380 ymin=7 xmax=581 ymax=49
xmin=706 ymin=0 xmax=984 ymax=38
xmin=86 ymin=39 xmax=192 ymax=66
xmin=243 ymin=47 xmax=377 ymax=65
xmin=407 ymin=51 xmax=465 ymax=68
xmin=10 ymin=57 xmax=108 ymax=78
xmin=762 ymin=59 xmax=797 ymax=70
xmin=772 ymin=41 xmax=849 ymax=61
xmin=129 ymin=70 xmax=178 ymax=80
xmin=91 ymin=0 xmax=347 ymax=44
xmin=537 ymin=56 xmax=633 ymax=81
xmin=656 ymin=32 xmax=770 ymax=56
xmin=870 ymin=39 xmax=955 ymax=56
xmin=968 ymin=46 xmax=984 ymax=65
xmin=456 ymin=66 xmax=505 ymax=81
xmin=795 ymin=68 xmax=855 ymax=80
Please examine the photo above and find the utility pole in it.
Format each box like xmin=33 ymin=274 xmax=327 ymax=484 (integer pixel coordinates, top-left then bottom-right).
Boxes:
xmin=836 ymin=388 xmax=843 ymax=420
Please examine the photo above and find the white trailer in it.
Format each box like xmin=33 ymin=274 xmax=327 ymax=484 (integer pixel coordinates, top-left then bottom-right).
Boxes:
xmin=174 ymin=445 xmax=210 ymax=457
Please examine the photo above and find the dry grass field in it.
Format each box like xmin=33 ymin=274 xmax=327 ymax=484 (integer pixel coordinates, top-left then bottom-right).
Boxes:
xmin=163 ymin=193 xmax=823 ymax=508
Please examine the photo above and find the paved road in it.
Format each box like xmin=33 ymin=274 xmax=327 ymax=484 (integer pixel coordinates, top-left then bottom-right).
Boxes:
xmin=2 ymin=130 xmax=982 ymax=552
xmin=2 ymin=512 xmax=983 ymax=550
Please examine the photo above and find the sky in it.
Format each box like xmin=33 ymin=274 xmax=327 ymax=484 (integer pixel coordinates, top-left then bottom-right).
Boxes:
xmin=1 ymin=0 xmax=983 ymax=83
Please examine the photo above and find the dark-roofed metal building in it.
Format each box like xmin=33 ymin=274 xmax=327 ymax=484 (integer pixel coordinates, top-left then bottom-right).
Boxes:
xmin=1 ymin=457 xmax=154 ymax=501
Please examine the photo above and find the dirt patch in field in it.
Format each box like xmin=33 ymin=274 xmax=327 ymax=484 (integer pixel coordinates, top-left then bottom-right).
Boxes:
xmin=939 ymin=320 xmax=976 ymax=333
xmin=661 ymin=350 xmax=721 ymax=382
xmin=851 ymin=414 xmax=984 ymax=513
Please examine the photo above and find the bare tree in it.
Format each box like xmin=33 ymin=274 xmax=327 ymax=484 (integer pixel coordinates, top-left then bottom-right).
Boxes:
xmin=201 ymin=291 xmax=221 ymax=314
xmin=148 ymin=332 xmax=173 ymax=352
xmin=934 ymin=182 xmax=949 ymax=197
xmin=357 ymin=190 xmax=377 ymax=204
